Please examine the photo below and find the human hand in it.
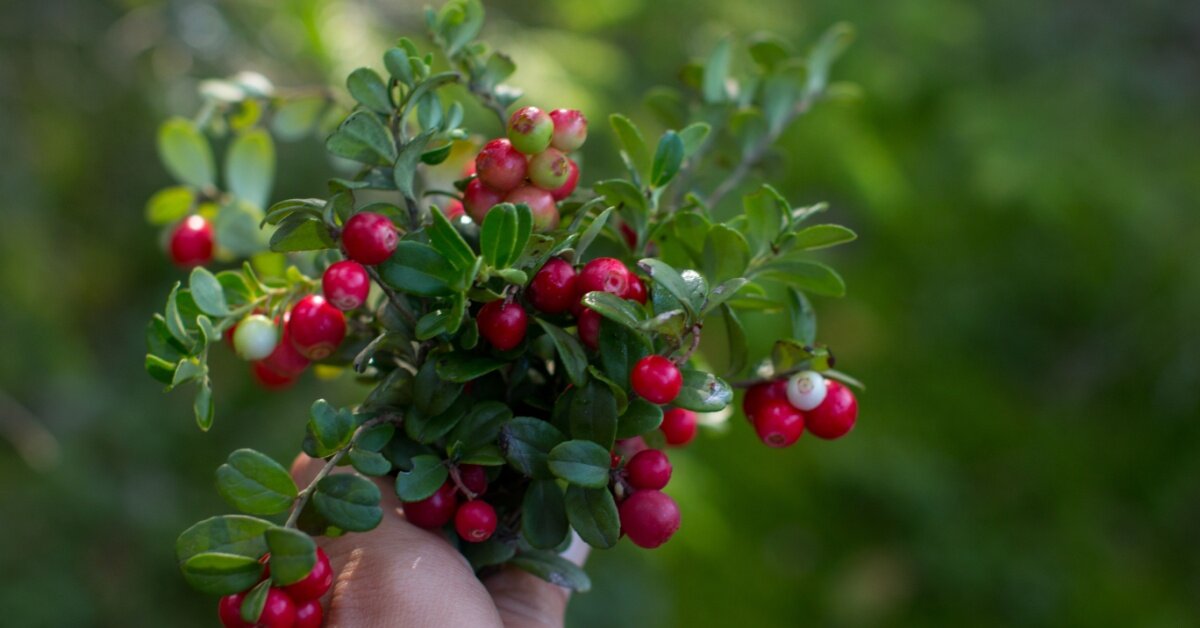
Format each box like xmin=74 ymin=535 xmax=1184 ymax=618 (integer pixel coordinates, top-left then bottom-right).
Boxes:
xmin=290 ymin=454 xmax=589 ymax=627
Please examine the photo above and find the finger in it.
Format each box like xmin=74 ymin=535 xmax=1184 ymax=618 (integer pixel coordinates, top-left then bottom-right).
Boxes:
xmin=482 ymin=533 xmax=591 ymax=628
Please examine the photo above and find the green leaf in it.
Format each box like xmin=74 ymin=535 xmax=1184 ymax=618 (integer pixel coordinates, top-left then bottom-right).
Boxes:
xmin=609 ymin=114 xmax=651 ymax=177
xmin=172 ymin=357 xmax=204 ymax=388
xmin=180 ymin=552 xmax=264 ymax=595
xmin=548 ymin=440 xmax=611 ymax=488
xmin=269 ymin=216 xmax=336 ymax=252
xmin=145 ymin=354 xmax=176 ymax=384
xmin=272 ymin=97 xmax=326 ymax=141
xmin=564 ymin=485 xmax=620 ymax=549
xmin=383 ymin=48 xmax=414 ymax=86
xmin=176 ymin=515 xmax=273 ymax=564
xmin=788 ymin=288 xmax=817 ymax=345
xmin=535 ymin=319 xmax=588 ymax=387
xmin=771 ymin=339 xmax=834 ymax=373
xmin=309 ymin=400 xmax=356 ymax=454
xmin=569 ymin=378 xmax=618 ymax=449
xmin=702 ymin=38 xmax=732 ymax=104
xmin=480 ymin=203 xmax=521 ymax=268
xmin=743 ymin=185 xmax=788 ymax=256
xmin=598 ymin=318 xmax=650 ymax=388
xmin=194 ymin=380 xmax=214 ymax=432
xmin=581 ymin=291 xmax=645 ymax=329
xmin=522 ymin=479 xmax=569 ymax=549
xmin=573 ymin=206 xmax=614 ymax=261
xmin=512 ymin=550 xmax=591 ymax=592
xmin=313 ymin=474 xmax=383 ymax=532
xmin=789 ymin=224 xmax=857 ymax=250
xmin=393 ymin=130 xmax=433 ymax=200
xmin=637 ymin=309 xmax=687 ymax=338
xmin=703 ymin=277 xmax=749 ymax=315
xmin=415 ymin=305 xmax=460 ymax=340
xmin=379 ymin=241 xmax=458 ymax=297
xmin=188 ymin=267 xmax=229 ymax=316
xmin=435 ymin=352 xmax=507 ymax=382
xmin=395 ymin=455 xmax=448 ymax=501
xmin=158 ymin=117 xmax=215 ymax=187
xmin=703 ymin=225 xmax=750 ymax=283
xmin=651 ymin=131 xmax=684 ymax=187
xmin=806 ymin=22 xmax=855 ymax=97
xmin=436 ymin=0 xmax=485 ymax=55
xmin=720 ymin=304 xmax=749 ymax=376
xmin=748 ymin=32 xmax=793 ymax=70
xmin=145 ymin=186 xmax=195 ymax=225
xmin=347 ymin=67 xmax=392 ymax=114
xmin=264 ymin=527 xmax=317 ymax=586
xmin=215 ymin=449 xmax=298 ymax=516
xmin=357 ymin=423 xmax=396 ymax=452
xmin=447 ymin=401 xmax=512 ymax=453
xmin=500 ymin=417 xmax=565 ymax=479
xmin=413 ymin=359 xmax=463 ymax=416
xmin=428 ymin=205 xmax=476 ymax=271
xmin=755 ymin=258 xmax=846 ymax=297
xmin=240 ymin=580 xmax=270 ymax=624
xmin=215 ymin=201 xmax=269 ymax=256
xmin=678 ymin=122 xmax=711 ymax=157
xmin=226 ymin=128 xmax=275 ymax=209
xmin=674 ymin=369 xmax=734 ymax=412
xmin=325 ymin=111 xmax=396 ymax=165
xmin=638 ymin=258 xmax=703 ymax=315
xmin=617 ymin=398 xmax=663 ymax=439
xmin=462 ymin=538 xmax=516 ymax=570
xmin=349 ymin=449 xmax=392 ymax=476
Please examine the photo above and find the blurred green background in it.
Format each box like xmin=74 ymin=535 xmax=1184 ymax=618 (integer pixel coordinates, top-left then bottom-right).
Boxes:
xmin=2 ymin=0 xmax=1198 ymax=626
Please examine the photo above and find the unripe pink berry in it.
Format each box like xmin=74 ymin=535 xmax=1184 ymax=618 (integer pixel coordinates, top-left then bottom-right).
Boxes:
xmin=631 ymin=355 xmax=683 ymax=405
xmin=506 ymin=106 xmax=554 ymax=154
xmin=786 ymin=370 xmax=828 ymax=411
xmin=753 ymin=399 xmax=805 ymax=448
xmin=232 ymin=314 xmax=278 ymax=361
xmin=477 ymin=300 xmax=528 ymax=351
xmin=287 ymin=295 xmax=346 ymax=360
xmin=454 ymin=500 xmax=498 ymax=543
xmin=660 ymin=408 xmax=698 ymax=446
xmin=527 ymin=258 xmax=578 ymax=314
xmin=476 ymin=138 xmax=528 ymax=191
xmin=619 ymin=489 xmax=680 ymax=549
xmin=169 ymin=215 xmax=214 ymax=267
xmin=342 ymin=212 xmax=397 ymax=265
xmin=528 ymin=148 xmax=571 ymax=190
xmin=322 ymin=260 xmax=370 ymax=311
xmin=549 ymin=158 xmax=580 ymax=201
xmin=805 ymin=380 xmax=858 ymax=439
xmin=505 ymin=186 xmax=559 ymax=232
xmin=549 ymin=109 xmax=588 ymax=152
xmin=463 ymin=178 xmax=505 ymax=223
xmin=626 ymin=449 xmax=672 ymax=490
xmin=443 ymin=200 xmax=465 ymax=220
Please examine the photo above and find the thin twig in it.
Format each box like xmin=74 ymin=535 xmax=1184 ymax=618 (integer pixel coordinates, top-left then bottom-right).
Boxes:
xmin=706 ymin=96 xmax=817 ymax=209
xmin=366 ymin=266 xmax=419 ymax=327
xmin=285 ymin=415 xmax=396 ymax=528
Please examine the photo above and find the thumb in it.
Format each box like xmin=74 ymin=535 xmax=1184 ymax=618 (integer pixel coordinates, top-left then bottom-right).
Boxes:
xmin=482 ymin=533 xmax=590 ymax=628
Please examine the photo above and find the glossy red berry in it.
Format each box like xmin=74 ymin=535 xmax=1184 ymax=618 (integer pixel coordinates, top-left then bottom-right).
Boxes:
xmin=805 ymin=380 xmax=858 ymax=439
xmin=577 ymin=257 xmax=632 ymax=305
xmin=619 ymin=489 xmax=680 ymax=549
xmin=477 ymin=300 xmax=528 ymax=351
xmin=443 ymin=199 xmax=465 ymax=220
xmin=169 ymin=215 xmax=214 ymax=267
xmin=743 ymin=379 xmax=788 ymax=423
xmin=454 ymin=500 xmax=498 ymax=543
xmin=293 ymin=600 xmax=323 ymax=628
xmin=259 ymin=313 xmax=310 ymax=377
xmin=458 ymin=464 xmax=488 ymax=497
xmin=218 ymin=588 xmax=297 ymax=628
xmin=403 ymin=481 xmax=458 ymax=529
xmin=232 ymin=314 xmax=278 ymax=361
xmin=505 ymin=185 xmax=560 ymax=232
xmin=549 ymin=109 xmax=588 ymax=152
xmin=463 ymin=178 xmax=506 ymax=224
xmin=753 ymin=399 xmax=805 ymax=448
xmin=577 ymin=308 xmax=602 ymax=350
xmin=626 ymin=449 xmax=672 ymax=490
xmin=288 ymin=295 xmax=346 ymax=360
xmin=549 ymin=158 xmax=580 ymax=201
xmin=252 ymin=361 xmax=297 ymax=390
xmin=322 ymin=260 xmax=370 ymax=311
xmin=342 ymin=212 xmax=397 ymax=265
xmin=615 ymin=436 xmax=649 ymax=458
xmin=660 ymin=408 xmax=697 ymax=446
xmin=626 ymin=275 xmax=647 ymax=304
xmin=506 ymin=106 xmax=554 ymax=154
xmin=282 ymin=547 xmax=333 ymax=602
xmin=476 ymin=138 xmax=528 ymax=191
xmin=527 ymin=258 xmax=578 ymax=314
xmin=528 ymin=148 xmax=571 ymax=190
xmin=631 ymin=355 xmax=682 ymax=404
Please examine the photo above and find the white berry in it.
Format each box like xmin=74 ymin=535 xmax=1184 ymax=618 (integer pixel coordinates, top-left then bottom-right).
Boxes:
xmin=232 ymin=314 xmax=278 ymax=361
xmin=786 ymin=371 xmax=827 ymax=411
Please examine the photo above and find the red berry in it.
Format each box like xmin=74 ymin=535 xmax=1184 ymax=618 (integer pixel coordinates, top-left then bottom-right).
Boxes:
xmin=477 ymin=300 xmax=528 ymax=351
xmin=476 ymin=138 xmax=528 ymax=191
xmin=610 ymin=452 xmax=623 ymax=469
xmin=463 ymin=178 xmax=506 ymax=223
xmin=549 ymin=158 xmax=580 ymax=201
xmin=615 ymin=436 xmax=649 ymax=458
xmin=626 ymin=275 xmax=647 ymax=304
xmin=458 ymin=464 xmax=488 ymax=497
xmin=527 ymin=258 xmax=578 ymax=314
xmin=219 ymin=588 xmax=297 ymax=628
xmin=660 ymin=408 xmax=697 ymax=446
xmin=577 ymin=308 xmax=602 ymax=350
xmin=443 ymin=200 xmax=465 ymax=220
xmin=549 ymin=109 xmax=588 ymax=152
xmin=619 ymin=489 xmax=680 ymax=549
xmin=743 ymin=379 xmax=788 ymax=423
xmin=631 ymin=356 xmax=682 ymax=405
xmin=806 ymin=380 xmax=858 ymax=440
xmin=293 ymin=600 xmax=323 ymax=628
xmin=169 ymin=215 xmax=214 ymax=267
xmin=252 ymin=361 xmax=297 ymax=390
xmin=342 ymin=212 xmax=397 ymax=265
xmin=403 ymin=482 xmax=458 ymax=529
xmin=528 ymin=148 xmax=571 ymax=190
xmin=259 ymin=313 xmax=310 ymax=377
xmin=505 ymin=185 xmax=560 ymax=232
xmin=461 ymin=159 xmax=477 ymax=178
xmin=506 ymin=106 xmax=554 ymax=154
xmin=322 ymin=260 xmax=370 ymax=311
xmin=577 ymin=257 xmax=632 ymax=305
xmin=753 ymin=400 xmax=805 ymax=448
xmin=282 ymin=547 xmax=333 ymax=602
xmin=288 ymin=295 xmax=346 ymax=361
xmin=454 ymin=500 xmax=498 ymax=543
xmin=619 ymin=223 xmax=638 ymax=249
xmin=626 ymin=449 xmax=672 ymax=490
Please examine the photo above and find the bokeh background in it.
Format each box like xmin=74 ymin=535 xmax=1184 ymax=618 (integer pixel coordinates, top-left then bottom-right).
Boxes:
xmin=2 ymin=0 xmax=1198 ymax=626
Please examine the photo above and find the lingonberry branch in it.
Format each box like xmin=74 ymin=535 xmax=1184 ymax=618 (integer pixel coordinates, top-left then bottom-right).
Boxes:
xmin=447 ymin=464 xmax=478 ymax=501
xmin=284 ymin=414 xmax=396 ymax=529
xmin=706 ymin=95 xmax=818 ymax=209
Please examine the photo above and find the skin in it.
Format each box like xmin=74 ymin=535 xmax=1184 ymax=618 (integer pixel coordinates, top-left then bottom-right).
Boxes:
xmin=291 ymin=454 xmax=589 ymax=627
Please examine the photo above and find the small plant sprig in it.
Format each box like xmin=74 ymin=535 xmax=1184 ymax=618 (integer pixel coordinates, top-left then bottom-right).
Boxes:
xmin=144 ymin=1 xmax=863 ymax=624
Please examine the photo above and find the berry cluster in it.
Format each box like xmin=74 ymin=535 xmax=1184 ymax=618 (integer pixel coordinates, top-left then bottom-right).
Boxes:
xmin=461 ymin=107 xmax=586 ymax=231
xmin=216 ymin=549 xmax=332 ymax=628
xmin=401 ymin=464 xmax=498 ymax=542
xmin=743 ymin=371 xmax=859 ymax=447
